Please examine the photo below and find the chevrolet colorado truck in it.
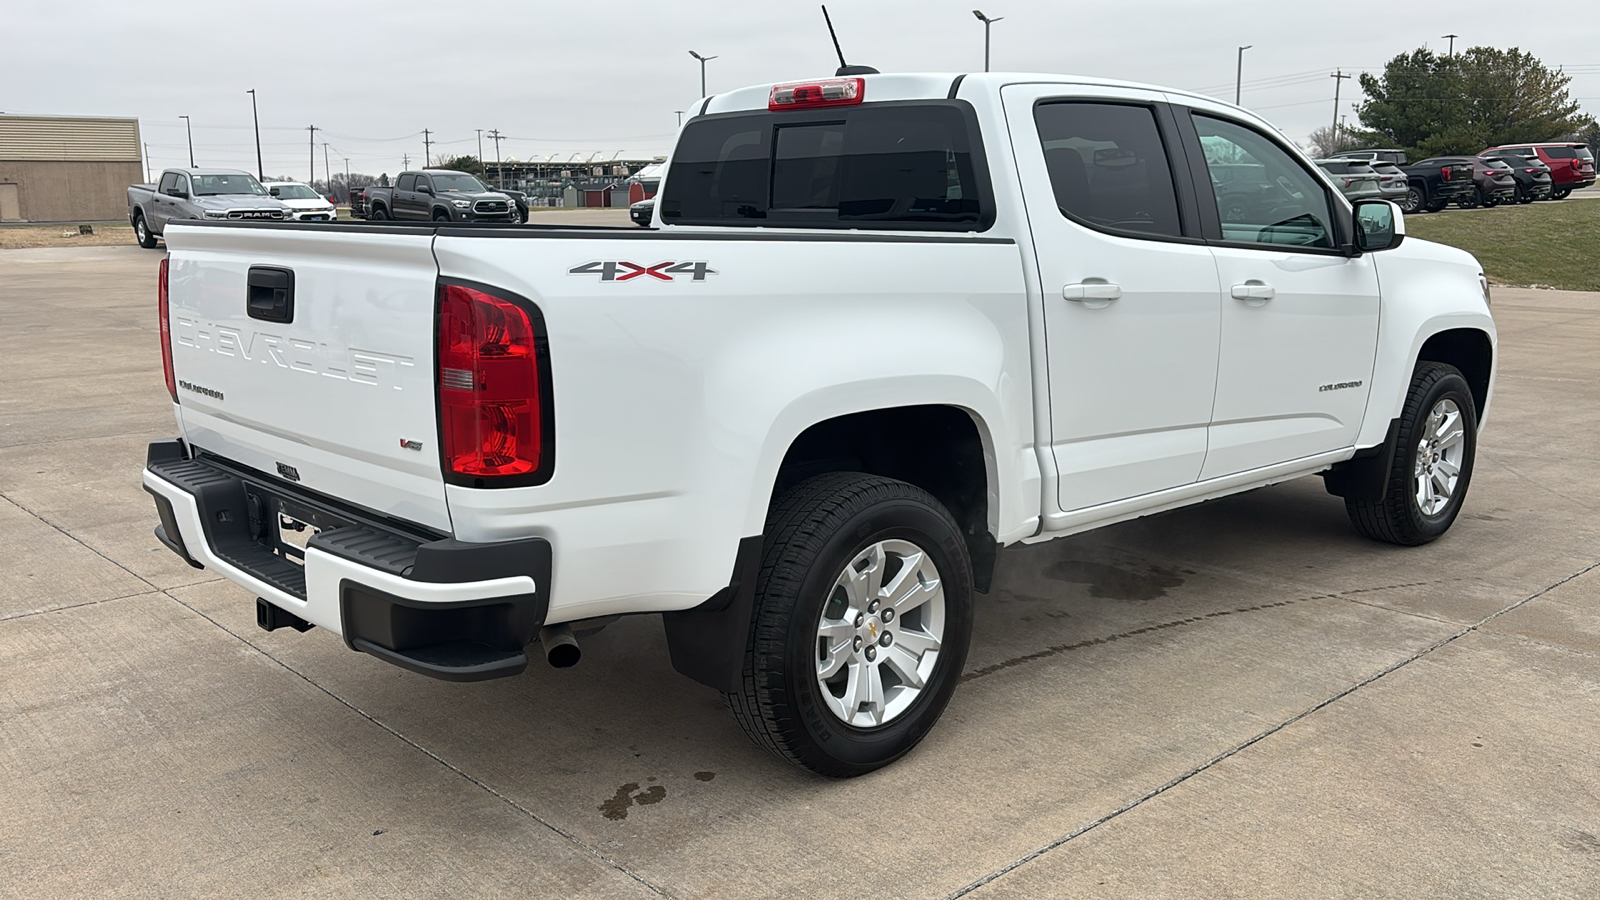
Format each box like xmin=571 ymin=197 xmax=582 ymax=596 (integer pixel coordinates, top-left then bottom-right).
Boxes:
xmin=128 ymin=168 xmax=292 ymax=248
xmin=143 ymin=72 xmax=1496 ymax=776
xmin=355 ymin=169 xmax=517 ymax=223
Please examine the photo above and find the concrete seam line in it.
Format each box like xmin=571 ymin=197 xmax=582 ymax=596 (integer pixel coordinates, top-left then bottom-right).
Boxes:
xmin=157 ymin=589 xmax=681 ymax=900
xmin=2 ymin=491 xmax=679 ymax=898
xmin=0 ymin=590 xmax=157 ymax=624
xmin=945 ymin=558 xmax=1600 ymax=899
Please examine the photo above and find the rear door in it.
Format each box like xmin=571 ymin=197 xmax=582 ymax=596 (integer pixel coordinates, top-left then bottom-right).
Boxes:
xmin=1177 ymin=106 xmax=1380 ymax=478
xmin=164 ymin=226 xmax=450 ymax=530
xmin=1002 ymin=85 xmax=1223 ymax=511
xmin=394 ymin=173 xmax=421 ymax=219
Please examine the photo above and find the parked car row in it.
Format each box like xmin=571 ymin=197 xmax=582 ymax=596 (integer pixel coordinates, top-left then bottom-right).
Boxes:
xmin=1332 ymin=142 xmax=1593 ymax=213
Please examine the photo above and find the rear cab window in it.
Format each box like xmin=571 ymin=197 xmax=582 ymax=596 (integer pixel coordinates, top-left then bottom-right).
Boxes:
xmin=659 ymin=101 xmax=993 ymax=231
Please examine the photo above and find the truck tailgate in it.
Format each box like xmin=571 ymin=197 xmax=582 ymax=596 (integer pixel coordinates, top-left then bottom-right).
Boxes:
xmin=163 ymin=224 xmax=450 ymax=532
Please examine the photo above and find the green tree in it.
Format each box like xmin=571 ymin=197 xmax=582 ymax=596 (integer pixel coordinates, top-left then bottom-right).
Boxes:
xmin=1357 ymin=46 xmax=1593 ymax=158
xmin=438 ymin=155 xmax=486 ymax=177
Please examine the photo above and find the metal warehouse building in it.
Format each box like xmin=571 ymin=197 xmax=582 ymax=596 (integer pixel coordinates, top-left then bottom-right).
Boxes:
xmin=0 ymin=115 xmax=143 ymax=222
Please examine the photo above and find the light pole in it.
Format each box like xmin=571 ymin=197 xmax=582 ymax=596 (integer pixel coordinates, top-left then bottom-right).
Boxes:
xmin=246 ymin=89 xmax=263 ymax=180
xmin=675 ymin=110 xmax=684 ymax=127
xmin=322 ymin=142 xmax=331 ymax=195
xmin=1235 ymin=45 xmax=1252 ymax=105
xmin=973 ymin=10 xmax=1003 ymax=73
xmin=689 ymin=50 xmax=717 ymax=97
xmin=1442 ymin=33 xmax=1458 ymax=55
xmin=179 ymin=115 xmax=195 ymax=167
xmin=476 ymin=129 xmax=484 ymax=165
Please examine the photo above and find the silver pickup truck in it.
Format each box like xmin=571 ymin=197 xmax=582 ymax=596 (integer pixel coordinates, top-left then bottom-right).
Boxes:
xmin=128 ymin=168 xmax=291 ymax=249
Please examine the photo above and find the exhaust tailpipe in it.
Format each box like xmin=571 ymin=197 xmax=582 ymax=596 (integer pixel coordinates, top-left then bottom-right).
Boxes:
xmin=539 ymin=623 xmax=581 ymax=668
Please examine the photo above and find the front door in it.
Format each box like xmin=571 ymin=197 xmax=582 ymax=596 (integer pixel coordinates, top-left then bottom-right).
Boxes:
xmin=1002 ymin=86 xmax=1223 ymax=511
xmin=1179 ymin=107 xmax=1381 ymax=478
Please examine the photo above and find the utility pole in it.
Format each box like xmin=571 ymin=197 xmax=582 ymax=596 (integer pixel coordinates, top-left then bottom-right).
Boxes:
xmin=689 ymin=50 xmax=717 ymax=97
xmin=675 ymin=110 xmax=684 ymax=127
xmin=1330 ymin=69 xmax=1352 ymax=142
xmin=1235 ymin=46 xmax=1252 ymax=105
xmin=488 ymin=129 xmax=505 ymax=188
xmin=1442 ymin=33 xmax=1458 ymax=56
xmin=422 ymin=129 xmax=432 ymax=167
xmin=972 ymin=10 xmax=998 ymax=72
xmin=403 ymin=153 xmax=410 ymax=170
xmin=179 ymin=115 xmax=195 ymax=167
xmin=308 ymin=125 xmax=318 ymax=185
xmin=143 ymin=143 xmax=151 ymax=183
xmin=323 ymin=142 xmax=331 ymax=195
xmin=246 ymin=89 xmax=263 ymax=180
xmin=343 ymin=156 xmax=351 ymax=204
xmin=476 ymin=129 xmax=484 ymax=165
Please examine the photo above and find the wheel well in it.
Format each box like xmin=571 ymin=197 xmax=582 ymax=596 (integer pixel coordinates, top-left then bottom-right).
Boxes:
xmin=1417 ymin=328 xmax=1492 ymax=417
xmin=775 ymin=405 xmax=997 ymax=592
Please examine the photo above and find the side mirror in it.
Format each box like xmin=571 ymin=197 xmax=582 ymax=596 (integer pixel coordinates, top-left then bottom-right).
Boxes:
xmin=1353 ymin=199 xmax=1405 ymax=252
xmin=269 ymin=187 xmax=281 ymax=196
xmin=417 ymin=184 xmax=433 ymax=195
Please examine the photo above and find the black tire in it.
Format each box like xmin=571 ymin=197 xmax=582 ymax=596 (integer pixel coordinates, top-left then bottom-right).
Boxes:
xmin=1456 ymin=191 xmax=1479 ymax=209
xmin=1552 ymin=188 xmax=1572 ymax=200
xmin=432 ymin=210 xmax=451 ymax=222
xmin=1424 ymin=198 xmax=1449 ymax=212
xmin=133 ymin=212 xmax=158 ymax=249
xmin=1346 ymin=362 xmax=1478 ymax=546
xmin=1514 ymin=184 xmax=1529 ymax=204
xmin=368 ymin=204 xmax=389 ymax=221
xmin=1400 ymin=186 xmax=1424 ymax=214
xmin=725 ymin=473 xmax=974 ymax=777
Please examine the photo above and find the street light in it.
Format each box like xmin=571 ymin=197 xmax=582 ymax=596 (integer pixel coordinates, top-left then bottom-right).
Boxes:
xmin=689 ymin=50 xmax=718 ymax=98
xmin=1235 ymin=45 xmax=1252 ymax=105
xmin=972 ymin=10 xmax=1003 ymax=73
xmin=1441 ymin=33 xmax=1458 ymax=55
xmin=246 ymin=89 xmax=263 ymax=180
xmin=179 ymin=115 xmax=195 ymax=167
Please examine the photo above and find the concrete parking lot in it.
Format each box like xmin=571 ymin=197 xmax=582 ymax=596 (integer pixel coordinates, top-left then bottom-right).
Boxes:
xmin=2 ymin=245 xmax=1598 ymax=899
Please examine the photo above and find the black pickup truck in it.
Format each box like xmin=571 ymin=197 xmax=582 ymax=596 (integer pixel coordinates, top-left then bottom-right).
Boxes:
xmin=355 ymin=169 xmax=518 ymax=223
xmin=1396 ymin=157 xmax=1478 ymax=213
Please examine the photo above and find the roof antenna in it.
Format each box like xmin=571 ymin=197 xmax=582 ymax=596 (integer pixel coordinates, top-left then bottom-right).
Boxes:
xmin=822 ymin=5 xmax=879 ymax=76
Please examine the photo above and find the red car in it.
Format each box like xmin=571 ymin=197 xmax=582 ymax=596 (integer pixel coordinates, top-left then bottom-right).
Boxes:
xmin=1481 ymin=142 xmax=1595 ymax=199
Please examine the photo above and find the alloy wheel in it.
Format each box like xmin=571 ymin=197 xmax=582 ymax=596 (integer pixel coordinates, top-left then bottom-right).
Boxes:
xmin=1413 ymin=398 xmax=1466 ymax=517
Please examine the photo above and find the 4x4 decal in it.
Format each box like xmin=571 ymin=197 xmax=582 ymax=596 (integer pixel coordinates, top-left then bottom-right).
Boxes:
xmin=568 ymin=260 xmax=717 ymax=282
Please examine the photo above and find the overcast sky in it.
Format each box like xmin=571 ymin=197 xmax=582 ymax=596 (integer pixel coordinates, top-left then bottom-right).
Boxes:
xmin=4 ymin=0 xmax=1596 ymax=180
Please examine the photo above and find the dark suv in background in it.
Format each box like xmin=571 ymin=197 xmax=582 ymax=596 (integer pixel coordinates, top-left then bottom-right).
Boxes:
xmin=1458 ymin=157 xmax=1517 ymax=208
xmin=1480 ymin=151 xmax=1554 ymax=203
xmin=1482 ymin=143 xmax=1596 ymax=198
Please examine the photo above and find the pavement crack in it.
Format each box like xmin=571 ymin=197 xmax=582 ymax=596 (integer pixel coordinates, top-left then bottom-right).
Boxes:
xmin=962 ymin=580 xmax=1435 ymax=683
xmin=0 ymin=589 xmax=157 ymax=623
xmin=945 ymin=559 xmax=1600 ymax=899
xmin=158 ymin=590 xmax=680 ymax=900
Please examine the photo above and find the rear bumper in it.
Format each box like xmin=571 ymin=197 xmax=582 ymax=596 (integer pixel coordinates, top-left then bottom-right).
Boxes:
xmin=142 ymin=439 xmax=550 ymax=681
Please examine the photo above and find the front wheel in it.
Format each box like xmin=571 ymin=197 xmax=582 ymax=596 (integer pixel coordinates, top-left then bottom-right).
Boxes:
xmin=1346 ymin=362 xmax=1478 ymax=546
xmin=725 ymin=473 xmax=974 ymax=777
xmin=133 ymin=213 xmax=158 ymax=249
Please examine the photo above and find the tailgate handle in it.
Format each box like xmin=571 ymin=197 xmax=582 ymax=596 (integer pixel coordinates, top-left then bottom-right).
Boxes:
xmin=247 ymin=266 xmax=295 ymax=323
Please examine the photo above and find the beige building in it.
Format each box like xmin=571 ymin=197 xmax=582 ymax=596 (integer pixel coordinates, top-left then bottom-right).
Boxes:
xmin=0 ymin=115 xmax=144 ymax=222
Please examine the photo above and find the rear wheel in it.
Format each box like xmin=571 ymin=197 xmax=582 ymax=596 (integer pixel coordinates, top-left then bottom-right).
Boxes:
xmin=1552 ymin=187 xmax=1572 ymax=200
xmin=133 ymin=213 xmax=158 ymax=249
xmin=725 ymin=473 xmax=974 ymax=777
xmin=1400 ymin=186 xmax=1425 ymax=214
xmin=1345 ymin=362 xmax=1477 ymax=546
xmin=368 ymin=204 xmax=389 ymax=221
xmin=1456 ymin=191 xmax=1479 ymax=209
xmin=1514 ymin=184 xmax=1530 ymax=204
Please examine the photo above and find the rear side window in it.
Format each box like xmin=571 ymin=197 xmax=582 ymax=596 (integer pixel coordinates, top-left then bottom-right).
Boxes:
xmin=1033 ymin=102 xmax=1183 ymax=238
xmin=1542 ymin=146 xmax=1577 ymax=159
xmin=659 ymin=102 xmax=990 ymax=230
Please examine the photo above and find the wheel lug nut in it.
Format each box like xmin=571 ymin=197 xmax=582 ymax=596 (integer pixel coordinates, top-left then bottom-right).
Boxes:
xmin=867 ymin=600 xmax=880 ymax=613
xmin=853 ymin=636 xmax=863 ymax=652
xmin=865 ymin=646 xmax=877 ymax=661
xmin=881 ymin=608 xmax=894 ymax=623
xmin=880 ymin=632 xmax=892 ymax=647
xmin=855 ymin=613 xmax=864 ymax=627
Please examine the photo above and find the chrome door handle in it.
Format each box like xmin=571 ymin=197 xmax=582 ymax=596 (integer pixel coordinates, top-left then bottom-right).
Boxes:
xmin=1230 ymin=281 xmax=1275 ymax=304
xmin=1062 ymin=282 xmax=1122 ymax=303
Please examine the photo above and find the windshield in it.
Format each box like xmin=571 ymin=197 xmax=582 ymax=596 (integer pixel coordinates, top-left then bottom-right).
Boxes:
xmin=269 ymin=184 xmax=323 ymax=200
xmin=192 ymin=173 xmax=268 ymax=196
xmin=429 ymin=173 xmax=488 ymax=192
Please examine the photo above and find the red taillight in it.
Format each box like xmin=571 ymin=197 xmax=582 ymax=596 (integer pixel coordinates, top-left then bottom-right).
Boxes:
xmin=768 ymin=77 xmax=865 ymax=110
xmin=158 ymin=257 xmax=177 ymax=403
xmin=437 ymin=283 xmax=544 ymax=481
xmin=1441 ymin=166 xmax=1452 ymax=181
xmin=1572 ymin=159 xmax=1585 ymax=171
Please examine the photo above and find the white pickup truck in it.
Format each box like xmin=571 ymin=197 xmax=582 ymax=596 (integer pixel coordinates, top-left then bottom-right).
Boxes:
xmin=144 ymin=72 xmax=1495 ymax=776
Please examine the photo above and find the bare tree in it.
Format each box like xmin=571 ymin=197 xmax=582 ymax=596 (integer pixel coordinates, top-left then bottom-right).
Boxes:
xmin=1307 ymin=125 xmax=1364 ymax=158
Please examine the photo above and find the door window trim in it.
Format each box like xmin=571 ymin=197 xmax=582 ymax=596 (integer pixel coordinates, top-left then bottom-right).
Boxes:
xmin=1177 ymin=108 xmax=1354 ymax=256
xmin=1029 ymin=97 xmax=1205 ymax=246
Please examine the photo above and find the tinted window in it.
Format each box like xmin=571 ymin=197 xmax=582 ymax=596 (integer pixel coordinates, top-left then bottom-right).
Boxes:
xmin=431 ymin=173 xmax=487 ymax=192
xmin=397 ymin=173 xmax=416 ymax=191
xmin=1033 ymin=102 xmax=1182 ymax=238
xmin=660 ymin=103 xmax=987 ymax=230
xmin=1542 ymin=146 xmax=1576 ymax=159
xmin=1319 ymin=161 xmax=1352 ymax=174
xmin=1192 ymin=113 xmax=1334 ymax=249
xmin=158 ymin=173 xmax=177 ymax=194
